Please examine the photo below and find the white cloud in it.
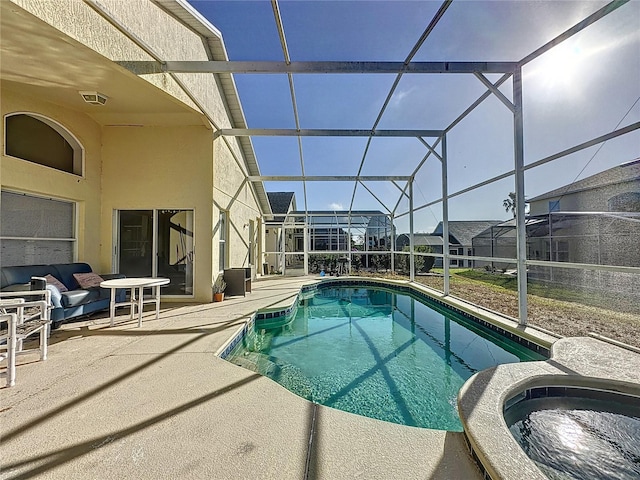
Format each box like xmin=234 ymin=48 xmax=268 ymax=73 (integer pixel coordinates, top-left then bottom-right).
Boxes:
xmin=329 ymin=202 xmax=344 ymax=210
xmin=391 ymin=87 xmax=416 ymax=108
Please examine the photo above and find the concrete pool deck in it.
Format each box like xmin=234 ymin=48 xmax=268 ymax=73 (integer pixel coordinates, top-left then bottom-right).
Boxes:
xmin=1 ymin=276 xmax=483 ymax=479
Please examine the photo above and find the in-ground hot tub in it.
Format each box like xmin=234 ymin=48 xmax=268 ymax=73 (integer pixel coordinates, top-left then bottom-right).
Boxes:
xmin=457 ymin=337 xmax=640 ymax=480
xmin=504 ymin=385 xmax=640 ymax=480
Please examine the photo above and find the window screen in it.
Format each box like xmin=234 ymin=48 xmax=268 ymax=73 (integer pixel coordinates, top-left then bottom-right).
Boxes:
xmin=1 ymin=191 xmax=75 ymax=266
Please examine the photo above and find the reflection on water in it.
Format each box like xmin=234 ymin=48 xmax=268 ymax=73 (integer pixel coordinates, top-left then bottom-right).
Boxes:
xmin=506 ymin=395 xmax=640 ymax=479
xmin=229 ymin=286 xmax=544 ymax=430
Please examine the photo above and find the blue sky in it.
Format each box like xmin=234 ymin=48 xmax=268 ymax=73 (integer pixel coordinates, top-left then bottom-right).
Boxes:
xmin=188 ymin=0 xmax=640 ymax=232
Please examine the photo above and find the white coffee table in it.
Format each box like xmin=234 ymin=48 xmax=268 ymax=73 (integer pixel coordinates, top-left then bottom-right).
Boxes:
xmin=100 ymin=278 xmax=170 ymax=327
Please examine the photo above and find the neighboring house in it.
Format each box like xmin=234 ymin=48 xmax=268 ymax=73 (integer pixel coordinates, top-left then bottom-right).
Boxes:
xmin=472 ymin=217 xmax=547 ymax=271
xmin=1 ymin=0 xmax=271 ymax=302
xmin=395 ymin=233 xmax=444 ymax=267
xmin=527 ymin=159 xmax=639 ymax=267
xmin=431 ymin=221 xmax=502 ymax=267
xmin=528 ymin=158 xmax=640 ymax=215
xmin=472 ymin=159 xmax=639 ymax=308
xmin=474 ymin=160 xmax=640 ymax=270
xmin=264 ymin=194 xmax=393 ymax=273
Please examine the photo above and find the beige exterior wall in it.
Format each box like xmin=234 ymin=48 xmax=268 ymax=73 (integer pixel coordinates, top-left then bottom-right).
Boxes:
xmin=1 ymin=84 xmax=103 ymax=269
xmin=101 ymin=126 xmax=214 ymax=301
xmin=11 ymin=0 xmax=200 ymax=113
xmin=2 ymin=0 xmax=266 ymax=301
xmin=530 ymin=182 xmax=640 ymax=216
xmin=213 ymin=139 xmax=262 ymax=275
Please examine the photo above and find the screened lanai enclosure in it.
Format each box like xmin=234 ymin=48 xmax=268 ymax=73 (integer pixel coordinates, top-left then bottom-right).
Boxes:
xmin=265 ymin=210 xmax=394 ymax=276
xmin=134 ymin=0 xmax=639 ymax=327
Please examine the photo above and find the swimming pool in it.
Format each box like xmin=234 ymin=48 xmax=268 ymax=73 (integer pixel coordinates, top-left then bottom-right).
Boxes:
xmin=227 ymin=283 xmax=546 ymax=431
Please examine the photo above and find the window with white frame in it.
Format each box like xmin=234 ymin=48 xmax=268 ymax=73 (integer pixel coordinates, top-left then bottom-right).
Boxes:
xmin=5 ymin=113 xmax=83 ymax=175
xmin=1 ymin=191 xmax=76 ymax=266
xmin=218 ymin=210 xmax=227 ymax=271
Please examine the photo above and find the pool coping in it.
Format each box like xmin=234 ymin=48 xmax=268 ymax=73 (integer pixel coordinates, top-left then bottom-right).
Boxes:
xmin=214 ymin=277 xmax=640 ymax=479
xmin=1 ymin=276 xmax=485 ymax=480
xmin=457 ymin=336 xmax=640 ymax=480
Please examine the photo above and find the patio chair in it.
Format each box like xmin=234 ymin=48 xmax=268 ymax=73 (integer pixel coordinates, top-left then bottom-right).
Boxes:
xmin=0 ymin=312 xmax=18 ymax=387
xmin=0 ymin=291 xmax=51 ymax=387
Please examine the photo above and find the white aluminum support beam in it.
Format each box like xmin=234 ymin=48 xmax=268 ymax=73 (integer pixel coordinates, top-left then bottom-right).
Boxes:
xmin=441 ymin=135 xmax=450 ymax=295
xmin=122 ymin=60 xmax=519 ymax=75
xmin=215 ymin=128 xmax=443 ymax=138
xmin=288 ymin=212 xmax=392 ymax=218
xmin=392 ymin=181 xmax=411 ymax=215
xmin=391 ymin=180 xmax=410 ymax=198
xmin=247 ymin=175 xmax=411 ymax=181
xmin=473 ymin=73 xmax=515 ymax=113
xmin=417 ymin=137 xmax=443 ymax=162
xmin=271 ymin=0 xmax=309 ymax=216
xmin=519 ymin=0 xmax=630 ymax=66
xmin=410 ymin=138 xmax=442 ymax=192
xmin=303 ymin=226 xmax=309 ymax=275
xmin=347 ymin=217 xmax=353 ymax=274
xmin=513 ymin=67 xmax=528 ymax=325
xmin=409 ymin=179 xmax=415 ymax=281
xmin=525 ymin=260 xmax=640 ymax=275
xmin=445 ymin=74 xmax=512 ymax=134
xmin=358 ymin=181 xmax=392 ymax=214
xmin=390 ymin=214 xmax=395 ymax=274
xmin=449 ymin=254 xmax=518 ymax=264
xmin=349 ymin=0 xmax=452 ymax=215
xmin=524 ymin=122 xmax=640 ymax=171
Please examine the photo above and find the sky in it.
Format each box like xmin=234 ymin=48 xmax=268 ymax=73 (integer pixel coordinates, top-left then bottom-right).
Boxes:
xmin=188 ymin=0 xmax=640 ymax=233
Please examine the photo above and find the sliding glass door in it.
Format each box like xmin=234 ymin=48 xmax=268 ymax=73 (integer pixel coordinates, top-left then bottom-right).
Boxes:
xmin=116 ymin=209 xmax=194 ymax=296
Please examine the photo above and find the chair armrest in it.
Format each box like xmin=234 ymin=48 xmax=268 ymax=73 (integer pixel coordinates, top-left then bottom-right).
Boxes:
xmin=0 ymin=289 xmax=51 ymax=304
xmin=0 ymin=299 xmax=51 ymax=324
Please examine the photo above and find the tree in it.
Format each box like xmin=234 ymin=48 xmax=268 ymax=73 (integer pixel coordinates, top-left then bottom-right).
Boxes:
xmin=503 ymin=192 xmax=516 ymax=218
xmin=395 ymin=246 xmax=434 ymax=274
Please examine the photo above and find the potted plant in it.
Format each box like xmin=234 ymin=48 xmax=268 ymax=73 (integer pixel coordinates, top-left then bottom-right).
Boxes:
xmin=213 ymin=275 xmax=226 ymax=302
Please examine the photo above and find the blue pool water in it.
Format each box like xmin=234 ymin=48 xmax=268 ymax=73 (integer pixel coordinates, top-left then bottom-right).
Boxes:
xmin=228 ymin=285 xmax=545 ymax=431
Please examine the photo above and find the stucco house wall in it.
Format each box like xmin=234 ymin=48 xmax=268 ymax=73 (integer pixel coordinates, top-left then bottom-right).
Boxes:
xmin=2 ymin=0 xmax=265 ymax=302
xmin=1 ymin=85 xmax=104 ymax=268
xmin=100 ymin=126 xmax=214 ymax=301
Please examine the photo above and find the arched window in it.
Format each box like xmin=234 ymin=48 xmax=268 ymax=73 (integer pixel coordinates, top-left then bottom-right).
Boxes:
xmin=4 ymin=113 xmax=83 ymax=175
xmin=608 ymin=192 xmax=640 ymax=212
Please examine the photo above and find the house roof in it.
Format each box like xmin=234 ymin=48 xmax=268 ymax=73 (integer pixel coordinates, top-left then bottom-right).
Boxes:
xmin=528 ymin=158 xmax=640 ymax=202
xmin=396 ymin=233 xmax=444 ymax=246
xmin=152 ymin=0 xmax=272 ymax=216
xmin=432 ymin=221 xmax=503 ymax=246
xmin=473 ymin=217 xmax=547 ymax=239
xmin=267 ymin=192 xmax=296 ymax=215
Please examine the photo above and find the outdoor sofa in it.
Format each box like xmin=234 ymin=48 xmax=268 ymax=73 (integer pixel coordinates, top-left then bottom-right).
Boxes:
xmin=0 ymin=262 xmax=125 ymax=328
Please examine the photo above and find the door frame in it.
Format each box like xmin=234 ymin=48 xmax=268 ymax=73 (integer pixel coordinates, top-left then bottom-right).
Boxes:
xmin=112 ymin=208 xmax=195 ymax=298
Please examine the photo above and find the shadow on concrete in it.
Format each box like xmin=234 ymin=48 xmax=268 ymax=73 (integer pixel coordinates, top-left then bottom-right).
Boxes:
xmin=545 ymin=358 xmax=582 ymax=375
xmin=304 ymin=408 xmax=482 ymax=479
xmin=1 ymin=373 xmax=263 ymax=479
xmin=48 ymin=316 xmax=248 ymax=343
xmin=433 ymin=431 xmax=483 ymax=479
xmin=0 ymin=313 xmax=252 ymax=445
xmin=304 ymin=403 xmax=320 ymax=480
